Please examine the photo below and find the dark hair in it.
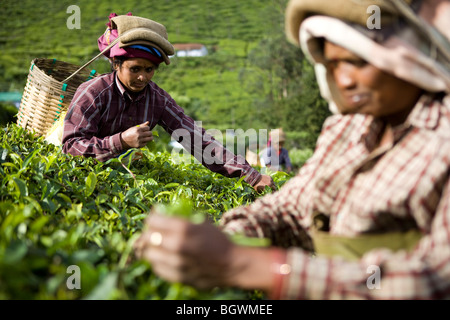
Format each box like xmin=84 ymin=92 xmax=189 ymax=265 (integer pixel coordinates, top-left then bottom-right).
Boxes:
xmin=111 ymin=56 xmax=160 ymax=72
xmin=112 ymin=56 xmax=127 ymax=71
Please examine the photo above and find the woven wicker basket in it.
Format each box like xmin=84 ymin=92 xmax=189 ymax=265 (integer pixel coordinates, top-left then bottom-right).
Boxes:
xmin=17 ymin=58 xmax=97 ymax=136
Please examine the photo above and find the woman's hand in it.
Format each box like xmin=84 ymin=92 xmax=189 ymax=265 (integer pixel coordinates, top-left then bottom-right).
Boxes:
xmin=120 ymin=121 xmax=154 ymax=149
xmin=133 ymin=213 xmax=274 ymax=292
xmin=253 ymin=174 xmax=277 ymax=193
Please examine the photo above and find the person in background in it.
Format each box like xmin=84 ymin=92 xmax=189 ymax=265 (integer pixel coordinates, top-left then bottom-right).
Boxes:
xmin=260 ymin=128 xmax=292 ymax=173
xmin=134 ymin=0 xmax=450 ymax=299
xmin=62 ymin=13 xmax=275 ymax=193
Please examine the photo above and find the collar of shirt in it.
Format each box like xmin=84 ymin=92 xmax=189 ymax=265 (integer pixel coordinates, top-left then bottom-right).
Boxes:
xmin=405 ymin=92 xmax=444 ymax=131
xmin=360 ymin=92 xmax=444 ymax=151
xmin=114 ymin=71 xmax=149 ymax=102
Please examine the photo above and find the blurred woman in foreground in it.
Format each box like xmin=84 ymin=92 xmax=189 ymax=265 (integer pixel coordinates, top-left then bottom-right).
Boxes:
xmin=134 ymin=0 xmax=450 ymax=299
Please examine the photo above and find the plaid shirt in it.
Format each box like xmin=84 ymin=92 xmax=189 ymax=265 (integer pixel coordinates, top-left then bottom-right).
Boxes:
xmin=220 ymin=92 xmax=450 ymax=299
xmin=62 ymin=72 xmax=261 ymax=186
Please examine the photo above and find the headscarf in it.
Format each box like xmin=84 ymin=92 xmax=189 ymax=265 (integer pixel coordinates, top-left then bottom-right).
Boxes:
xmin=285 ymin=0 xmax=450 ymax=113
xmin=97 ymin=13 xmax=165 ymax=66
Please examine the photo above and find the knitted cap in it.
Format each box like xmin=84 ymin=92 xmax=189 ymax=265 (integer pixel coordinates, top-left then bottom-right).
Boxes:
xmin=111 ymin=15 xmax=174 ymax=65
xmin=98 ymin=14 xmax=175 ymax=65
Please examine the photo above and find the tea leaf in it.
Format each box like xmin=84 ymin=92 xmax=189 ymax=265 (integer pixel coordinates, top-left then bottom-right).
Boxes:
xmin=85 ymin=172 xmax=97 ymax=197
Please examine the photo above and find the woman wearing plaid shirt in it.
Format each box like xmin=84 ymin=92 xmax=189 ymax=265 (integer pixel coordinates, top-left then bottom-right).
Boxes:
xmin=62 ymin=13 xmax=275 ymax=192
xmin=134 ymin=0 xmax=450 ymax=299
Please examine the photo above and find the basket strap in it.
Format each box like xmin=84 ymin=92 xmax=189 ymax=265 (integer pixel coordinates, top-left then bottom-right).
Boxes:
xmin=62 ymin=35 xmax=122 ymax=83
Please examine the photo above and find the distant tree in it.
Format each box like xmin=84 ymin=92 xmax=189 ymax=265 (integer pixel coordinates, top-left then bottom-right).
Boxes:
xmin=244 ymin=1 xmax=331 ymax=148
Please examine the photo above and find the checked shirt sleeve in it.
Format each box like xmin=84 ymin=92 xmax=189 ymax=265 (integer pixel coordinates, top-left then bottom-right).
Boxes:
xmin=62 ymin=80 xmax=124 ymax=162
xmin=220 ymin=104 xmax=450 ymax=299
xmin=222 ymin=166 xmax=450 ymax=299
xmin=219 ymin=173 xmax=316 ymax=252
xmin=279 ymin=176 xmax=450 ymax=300
xmin=155 ymin=89 xmax=262 ymax=186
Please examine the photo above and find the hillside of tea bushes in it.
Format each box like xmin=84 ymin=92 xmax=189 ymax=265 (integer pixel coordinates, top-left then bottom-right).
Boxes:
xmin=0 ymin=123 xmax=291 ymax=299
xmin=1 ymin=0 xmax=330 ymax=149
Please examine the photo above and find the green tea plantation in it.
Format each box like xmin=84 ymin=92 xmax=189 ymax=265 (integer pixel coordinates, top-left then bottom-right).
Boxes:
xmin=0 ymin=123 xmax=291 ymax=300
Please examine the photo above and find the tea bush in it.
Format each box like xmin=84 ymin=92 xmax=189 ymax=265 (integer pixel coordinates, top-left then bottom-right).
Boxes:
xmin=0 ymin=123 xmax=290 ymax=300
